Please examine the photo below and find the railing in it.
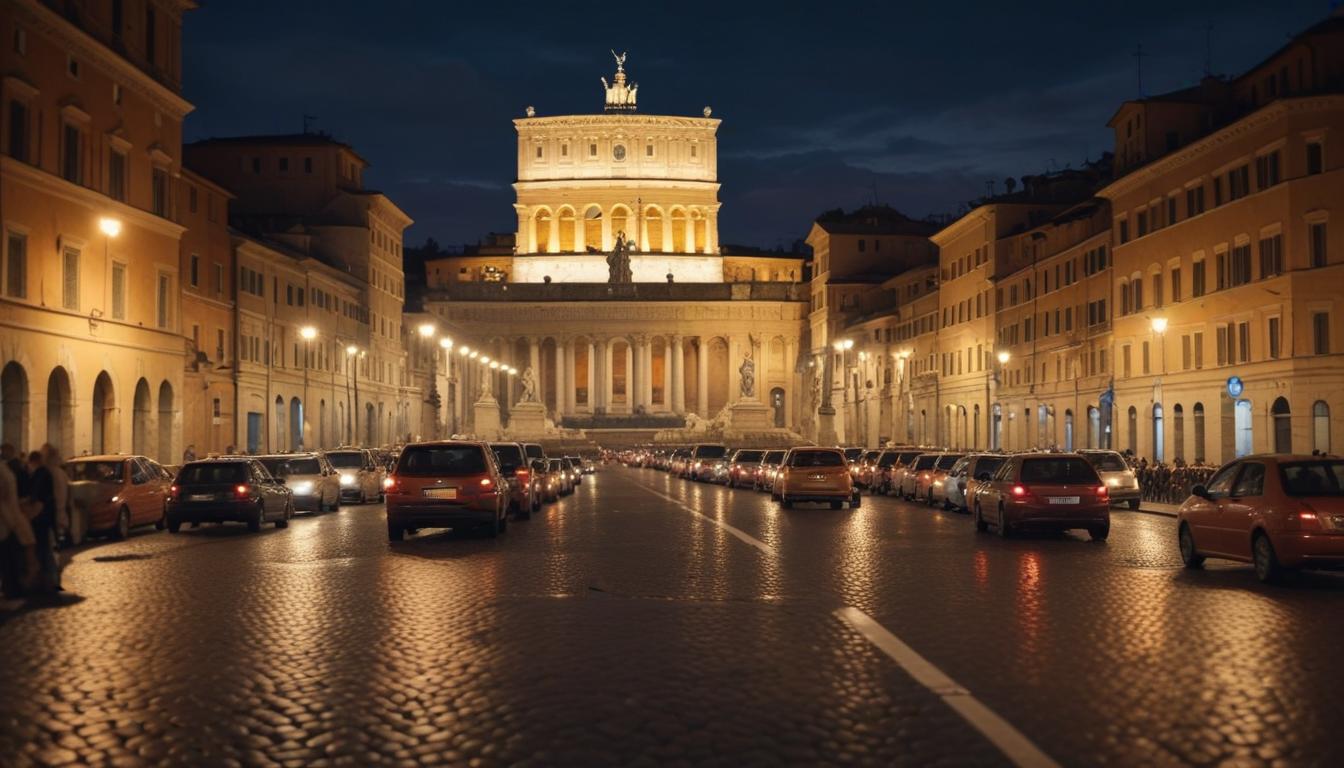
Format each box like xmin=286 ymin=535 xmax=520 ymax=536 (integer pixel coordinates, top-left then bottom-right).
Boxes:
xmin=425 ymin=281 xmax=807 ymax=303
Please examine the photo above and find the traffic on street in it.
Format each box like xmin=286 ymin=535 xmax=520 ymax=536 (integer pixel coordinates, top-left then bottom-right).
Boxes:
xmin=2 ymin=444 xmax=1342 ymax=766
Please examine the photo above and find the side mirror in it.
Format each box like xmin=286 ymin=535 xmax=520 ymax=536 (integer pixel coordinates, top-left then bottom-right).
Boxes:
xmin=976 ymin=472 xmax=991 ymax=482
xmin=1191 ymin=484 xmax=1209 ymax=500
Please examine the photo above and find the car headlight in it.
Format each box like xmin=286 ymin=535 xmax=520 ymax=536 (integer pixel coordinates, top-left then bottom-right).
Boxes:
xmin=339 ymin=474 xmax=355 ymax=486
xmin=293 ymin=481 xmax=314 ymax=495
xmin=1106 ymin=477 xmax=1119 ymax=487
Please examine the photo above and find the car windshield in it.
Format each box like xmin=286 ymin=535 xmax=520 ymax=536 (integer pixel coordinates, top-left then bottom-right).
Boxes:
xmin=1083 ymin=452 xmax=1128 ymax=472
xmin=177 ymin=463 xmax=249 ymax=484
xmin=257 ymin=458 xmax=288 ymax=476
xmin=936 ymin=454 xmax=963 ymax=470
xmin=863 ymin=451 xmax=881 ymax=462
xmin=327 ymin=452 xmax=363 ymax=469
xmin=491 ymin=444 xmax=525 ymax=471
xmin=66 ymin=461 xmax=125 ymax=482
xmin=694 ymin=446 xmax=728 ymax=459
xmin=1020 ymin=457 xmax=1100 ymax=484
xmin=914 ymin=456 xmax=936 ymax=469
xmin=549 ymin=459 xmax=564 ymax=470
xmin=763 ymin=451 xmax=785 ymax=465
xmin=790 ymin=451 xmax=845 ymax=467
xmin=899 ymin=452 xmax=921 ymax=464
xmin=1279 ymin=461 xmax=1344 ymax=496
xmin=397 ymin=446 xmax=487 ymax=476
xmin=735 ymin=450 xmax=765 ymax=463
xmin=524 ymin=445 xmax=545 ymax=460
xmin=974 ymin=456 xmax=1006 ymax=476
xmin=877 ymin=453 xmax=899 ymax=467
xmin=843 ymin=448 xmax=863 ymax=461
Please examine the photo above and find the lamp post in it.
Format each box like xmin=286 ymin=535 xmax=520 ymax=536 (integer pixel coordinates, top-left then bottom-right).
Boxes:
xmin=299 ymin=325 xmax=317 ymax=450
xmin=439 ymin=336 xmax=453 ymax=437
xmin=991 ymin=350 xmax=1010 ymax=450
xmin=418 ymin=323 xmax=438 ymax=439
xmin=1150 ymin=316 xmax=1168 ymax=377
xmin=834 ymin=339 xmax=854 ymax=443
xmin=346 ymin=344 xmax=364 ymax=446
xmin=98 ymin=217 xmax=121 ymax=324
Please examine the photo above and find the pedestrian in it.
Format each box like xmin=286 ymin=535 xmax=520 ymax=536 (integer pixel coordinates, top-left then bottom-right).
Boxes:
xmin=41 ymin=445 xmax=72 ymax=545
xmin=23 ymin=450 xmax=62 ymax=594
xmin=0 ymin=459 xmax=38 ymax=600
xmin=183 ymin=444 xmax=197 ymax=462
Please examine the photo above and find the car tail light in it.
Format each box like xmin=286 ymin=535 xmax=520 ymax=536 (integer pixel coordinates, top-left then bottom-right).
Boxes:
xmin=1288 ymin=503 xmax=1322 ymax=531
xmin=515 ymin=468 xmax=530 ymax=484
xmin=480 ymin=477 xmax=494 ymax=488
xmin=383 ymin=476 xmax=399 ymax=493
xmin=1096 ymin=485 xmax=1109 ymax=499
xmin=169 ymin=484 xmax=179 ymax=500
xmin=1011 ymin=485 xmax=1028 ymax=497
xmin=235 ymin=484 xmax=251 ymax=499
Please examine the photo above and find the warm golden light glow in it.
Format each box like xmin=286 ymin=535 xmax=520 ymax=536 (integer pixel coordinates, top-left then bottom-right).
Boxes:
xmin=439 ymin=337 xmax=453 ymax=350
xmin=299 ymin=326 xmax=317 ymax=341
xmin=1151 ymin=317 xmax=1169 ymax=334
xmin=418 ymin=322 xmax=436 ymax=338
xmin=997 ymin=350 xmax=1011 ymax=365
xmin=459 ymin=346 xmax=470 ymax=356
xmin=345 ymin=344 xmax=359 ymax=356
xmin=489 ymin=361 xmax=500 ymax=370
xmin=98 ymin=217 xmax=122 ymax=237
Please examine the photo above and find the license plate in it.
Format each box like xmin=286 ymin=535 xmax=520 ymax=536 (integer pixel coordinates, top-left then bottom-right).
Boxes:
xmin=189 ymin=494 xmax=213 ymax=501
xmin=423 ymin=488 xmax=457 ymax=499
xmin=1048 ymin=496 xmax=1080 ymax=505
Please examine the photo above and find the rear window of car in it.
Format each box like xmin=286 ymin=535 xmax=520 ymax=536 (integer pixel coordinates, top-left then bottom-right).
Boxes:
xmin=397 ymin=446 xmax=488 ymax=476
xmin=694 ymin=445 xmax=728 ymax=459
xmin=877 ymin=452 xmax=899 ymax=467
xmin=327 ymin=451 xmax=363 ymax=468
xmin=1279 ymin=461 xmax=1344 ymax=496
xmin=914 ymin=455 xmax=937 ymax=469
xmin=763 ymin=451 xmax=785 ymax=465
xmin=177 ymin=462 xmax=249 ymax=484
xmin=287 ymin=458 xmax=322 ymax=474
xmin=66 ymin=461 xmax=125 ymax=482
xmin=1019 ymin=457 xmax=1100 ymax=484
xmin=1082 ymin=452 xmax=1128 ymax=472
xmin=973 ymin=456 xmax=1006 ymax=476
xmin=863 ymin=451 xmax=881 ymax=461
xmin=843 ymin=448 xmax=863 ymax=461
xmin=549 ymin=459 xmax=564 ymax=470
xmin=936 ymin=454 xmax=964 ymax=470
xmin=491 ymin=444 xmax=525 ymax=471
xmin=899 ymin=452 xmax=921 ymax=464
xmin=790 ymin=450 xmax=845 ymax=467
xmin=524 ymin=444 xmax=545 ymax=460
xmin=734 ymin=450 xmax=765 ymax=463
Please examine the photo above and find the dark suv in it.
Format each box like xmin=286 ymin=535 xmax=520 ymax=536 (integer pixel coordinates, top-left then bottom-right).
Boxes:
xmin=167 ymin=459 xmax=293 ymax=533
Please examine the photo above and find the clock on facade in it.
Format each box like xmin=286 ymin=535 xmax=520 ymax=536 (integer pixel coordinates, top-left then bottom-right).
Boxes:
xmin=612 ymin=144 xmax=626 ymax=160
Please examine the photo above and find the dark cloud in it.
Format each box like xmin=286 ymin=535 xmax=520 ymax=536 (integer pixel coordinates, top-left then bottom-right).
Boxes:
xmin=182 ymin=0 xmax=1330 ymax=248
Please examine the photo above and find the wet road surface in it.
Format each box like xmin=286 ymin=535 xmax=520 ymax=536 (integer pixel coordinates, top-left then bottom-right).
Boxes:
xmin=2 ymin=465 xmax=1342 ymax=766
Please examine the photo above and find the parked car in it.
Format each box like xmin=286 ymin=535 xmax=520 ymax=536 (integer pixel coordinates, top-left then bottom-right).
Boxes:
xmin=564 ymin=456 xmax=584 ymax=486
xmin=549 ymin=458 xmax=574 ymax=495
xmin=972 ymin=453 xmax=1109 ymax=540
xmin=256 ymin=453 xmax=340 ymax=513
xmin=756 ymin=450 xmax=787 ymax=491
xmin=898 ymin=453 xmax=938 ymax=500
xmin=668 ymin=448 xmax=693 ymax=477
xmin=774 ymin=447 xmax=859 ymax=509
xmin=883 ymin=450 xmax=925 ymax=496
xmin=66 ymin=455 xmax=172 ymax=539
xmin=384 ymin=441 xmax=509 ymax=541
xmin=922 ymin=453 xmax=966 ymax=506
xmin=944 ymin=454 xmax=1007 ymax=513
xmin=490 ymin=442 xmax=539 ymax=519
xmin=855 ymin=450 xmax=883 ymax=488
xmin=326 ymin=449 xmax=383 ymax=503
xmin=580 ymin=457 xmax=597 ymax=475
xmin=727 ymin=449 xmax=766 ymax=488
xmin=523 ymin=443 xmax=547 ymax=463
xmin=166 ymin=459 xmax=293 ymax=533
xmin=687 ymin=444 xmax=730 ymax=481
xmin=1078 ymin=450 xmax=1142 ymax=509
xmin=1177 ymin=455 xmax=1344 ymax=583
xmin=532 ymin=458 xmax=560 ymax=503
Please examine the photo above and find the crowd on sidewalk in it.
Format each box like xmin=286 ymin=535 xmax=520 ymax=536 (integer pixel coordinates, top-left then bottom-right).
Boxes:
xmin=0 ymin=444 xmax=72 ymax=609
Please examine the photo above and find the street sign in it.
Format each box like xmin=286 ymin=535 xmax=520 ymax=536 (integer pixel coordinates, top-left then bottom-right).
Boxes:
xmin=1226 ymin=376 xmax=1244 ymax=398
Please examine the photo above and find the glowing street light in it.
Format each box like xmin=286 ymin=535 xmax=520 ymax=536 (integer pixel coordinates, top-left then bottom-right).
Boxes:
xmin=1151 ymin=317 xmax=1169 ymax=334
xmin=98 ymin=217 xmax=122 ymax=238
xmin=469 ymin=351 xmax=478 ymax=359
xmin=418 ymin=322 xmax=436 ymax=338
xmin=439 ymin=337 xmax=453 ymax=350
xmin=997 ymin=350 xmax=1011 ymax=365
xmin=489 ymin=361 xmax=500 ymax=370
xmin=346 ymin=344 xmax=359 ymax=356
xmin=299 ymin=325 xmax=317 ymax=341
xmin=459 ymin=346 xmax=470 ymax=356
xmin=480 ymin=355 xmax=490 ymax=365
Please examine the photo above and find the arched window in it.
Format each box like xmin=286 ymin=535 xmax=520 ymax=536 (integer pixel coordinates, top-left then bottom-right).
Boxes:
xmin=1314 ymin=401 xmax=1331 ymax=453
xmin=1127 ymin=405 xmax=1138 ymax=455
xmin=1192 ymin=403 xmax=1206 ymax=462
xmin=1172 ymin=404 xmax=1184 ymax=462
xmin=1272 ymin=396 xmax=1291 ymax=453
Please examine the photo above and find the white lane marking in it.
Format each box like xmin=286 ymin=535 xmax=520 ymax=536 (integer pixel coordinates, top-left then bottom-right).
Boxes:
xmin=835 ymin=606 xmax=1061 ymax=768
xmin=636 ymin=481 xmax=777 ymax=558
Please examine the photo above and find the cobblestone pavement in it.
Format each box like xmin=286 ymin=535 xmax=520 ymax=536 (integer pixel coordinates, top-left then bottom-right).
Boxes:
xmin=2 ymin=465 xmax=1342 ymax=767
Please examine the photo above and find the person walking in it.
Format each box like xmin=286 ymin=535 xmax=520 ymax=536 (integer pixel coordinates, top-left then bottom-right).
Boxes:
xmin=0 ymin=459 xmax=38 ymax=600
xmin=24 ymin=451 xmax=61 ymax=594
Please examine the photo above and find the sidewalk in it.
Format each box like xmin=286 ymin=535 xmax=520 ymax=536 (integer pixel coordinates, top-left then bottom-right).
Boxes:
xmin=1136 ymin=501 xmax=1180 ymax=517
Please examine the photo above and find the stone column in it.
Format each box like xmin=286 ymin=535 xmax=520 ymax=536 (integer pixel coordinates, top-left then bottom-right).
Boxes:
xmin=785 ymin=338 xmax=797 ymax=429
xmin=602 ymin=339 xmax=614 ymax=413
xmin=756 ymin=335 xmax=767 ymax=403
xmin=548 ymin=216 xmax=560 ymax=254
xmin=684 ymin=217 xmax=695 ymax=256
xmin=601 ymin=211 xmax=613 ymax=252
xmin=573 ymin=217 xmax=584 ymax=254
xmin=661 ymin=339 xmax=672 ymax=412
xmin=622 ymin=339 xmax=634 ymax=414
xmin=671 ymin=335 xmax=685 ymax=414
xmin=696 ymin=337 xmax=709 ymax=417
xmin=585 ymin=338 xmax=595 ymax=412
xmin=707 ymin=210 xmax=719 ymax=254
xmin=728 ymin=336 xmax=742 ymax=403
xmin=641 ymin=336 xmax=654 ymax=412
xmin=555 ymin=339 xmax=568 ymax=418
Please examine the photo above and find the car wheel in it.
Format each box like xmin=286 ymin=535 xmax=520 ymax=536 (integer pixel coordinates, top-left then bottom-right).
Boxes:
xmin=155 ymin=504 xmax=167 ymax=531
xmin=113 ymin=506 xmax=131 ymax=541
xmin=275 ymin=501 xmax=292 ymax=529
xmin=387 ymin=521 xmax=404 ymax=542
xmin=1128 ymin=498 xmax=1141 ymax=511
xmin=1253 ymin=533 xmax=1284 ymax=584
xmin=974 ymin=504 xmax=988 ymax=532
xmin=167 ymin=518 xmax=181 ymax=534
xmin=1089 ymin=522 xmax=1109 ymax=542
xmin=997 ymin=505 xmax=1011 ymax=538
xmin=781 ymin=496 xmax=793 ymax=509
xmin=247 ymin=504 xmax=263 ymax=533
xmin=1178 ymin=524 xmax=1204 ymax=568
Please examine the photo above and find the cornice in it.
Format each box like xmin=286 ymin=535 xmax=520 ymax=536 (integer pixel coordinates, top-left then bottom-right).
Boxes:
xmin=15 ymin=0 xmax=194 ymax=119
xmin=931 ymin=208 xmax=991 ymax=246
xmin=1 ymin=155 xmax=186 ymax=239
xmin=514 ymin=179 xmax=720 ymax=192
xmin=1099 ymin=95 xmax=1344 ymax=200
xmin=515 ymin=114 xmax=720 ymax=131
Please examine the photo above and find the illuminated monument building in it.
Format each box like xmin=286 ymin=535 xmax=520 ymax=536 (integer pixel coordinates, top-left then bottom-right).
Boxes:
xmin=424 ymin=53 xmax=809 ymax=440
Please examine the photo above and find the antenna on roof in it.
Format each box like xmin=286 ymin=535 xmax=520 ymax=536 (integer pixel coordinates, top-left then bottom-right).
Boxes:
xmin=1132 ymin=44 xmax=1144 ymax=97
xmin=302 ymin=114 xmax=318 ymax=134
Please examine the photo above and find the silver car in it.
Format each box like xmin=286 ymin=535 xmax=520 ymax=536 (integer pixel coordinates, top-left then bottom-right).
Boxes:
xmin=1078 ymin=450 xmax=1141 ymax=509
xmin=257 ymin=453 xmax=340 ymax=513
xmin=326 ymin=448 xmax=383 ymax=503
xmin=946 ymin=454 xmax=1008 ymax=513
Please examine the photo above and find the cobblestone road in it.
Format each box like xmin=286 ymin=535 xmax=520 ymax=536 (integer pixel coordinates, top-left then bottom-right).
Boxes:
xmin=2 ymin=465 xmax=1342 ymax=766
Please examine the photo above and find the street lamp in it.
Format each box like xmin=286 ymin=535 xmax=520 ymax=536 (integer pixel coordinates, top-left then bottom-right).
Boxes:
xmin=439 ymin=337 xmax=453 ymax=350
xmin=418 ymin=322 xmax=436 ymax=339
xmin=98 ymin=217 xmax=122 ymax=238
xmin=988 ymin=350 xmax=1010 ymax=450
xmin=98 ymin=217 xmax=121 ymax=325
xmin=1151 ymin=316 xmax=1168 ymax=376
xmin=345 ymin=344 xmax=364 ymax=445
xmin=298 ymin=325 xmax=317 ymax=449
xmin=997 ymin=350 xmax=1011 ymax=365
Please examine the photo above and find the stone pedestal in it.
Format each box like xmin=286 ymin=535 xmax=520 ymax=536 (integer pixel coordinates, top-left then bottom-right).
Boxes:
xmin=725 ymin=399 xmax=772 ymax=432
xmin=473 ymin=396 xmax=502 ymax=440
xmin=815 ymin=404 xmax=838 ymax=446
xmin=505 ymin=400 xmax=547 ymax=439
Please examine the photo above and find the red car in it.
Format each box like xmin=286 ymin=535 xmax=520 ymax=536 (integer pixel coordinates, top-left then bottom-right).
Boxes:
xmin=972 ymin=453 xmax=1110 ymax=540
xmin=66 ymin=455 xmax=172 ymax=539
xmin=1177 ymin=455 xmax=1344 ymax=583
xmin=384 ymin=441 xmax=509 ymax=541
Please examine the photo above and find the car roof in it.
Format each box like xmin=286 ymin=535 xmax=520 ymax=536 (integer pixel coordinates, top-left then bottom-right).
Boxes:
xmin=68 ymin=455 xmax=134 ymax=462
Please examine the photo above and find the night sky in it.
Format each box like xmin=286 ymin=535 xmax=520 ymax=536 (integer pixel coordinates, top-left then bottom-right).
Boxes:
xmin=183 ymin=1 xmax=1332 ymax=249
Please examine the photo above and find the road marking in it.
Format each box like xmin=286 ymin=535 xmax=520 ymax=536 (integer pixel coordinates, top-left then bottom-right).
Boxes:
xmin=834 ymin=606 xmax=1061 ymax=768
xmin=635 ymin=481 xmax=777 ymax=558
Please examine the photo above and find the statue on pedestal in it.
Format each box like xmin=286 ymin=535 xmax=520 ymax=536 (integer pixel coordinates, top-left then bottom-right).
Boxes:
xmin=607 ymin=231 xmax=633 ymax=284
xmin=738 ymin=349 xmax=755 ymax=399
xmin=519 ymin=366 xmax=538 ymax=403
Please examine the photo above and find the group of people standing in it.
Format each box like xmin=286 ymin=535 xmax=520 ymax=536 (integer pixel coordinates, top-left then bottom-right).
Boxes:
xmin=0 ymin=443 xmax=72 ymax=605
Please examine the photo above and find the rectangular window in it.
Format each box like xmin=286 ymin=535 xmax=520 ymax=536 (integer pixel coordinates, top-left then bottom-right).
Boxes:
xmin=1213 ymin=176 xmax=1224 ymax=206
xmin=1152 ymin=272 xmax=1163 ymax=307
xmin=62 ymin=246 xmax=79 ymax=310
xmin=189 ymin=254 xmax=200 ymax=287
xmin=1255 ymin=151 xmax=1281 ymax=189
xmin=6 ymin=100 xmax=28 ymax=162
xmin=1238 ymin=321 xmax=1250 ymax=363
xmin=1182 ymin=334 xmax=1192 ymax=370
xmin=1216 ymin=326 xmax=1229 ymax=366
xmin=1259 ymin=234 xmax=1282 ymax=278
xmin=1122 ymin=344 xmax=1132 ymax=378
xmin=1186 ymin=185 xmax=1205 ymax=216
xmin=1268 ymin=317 xmax=1281 ymax=359
xmin=108 ymin=149 xmax=127 ymax=201
xmin=152 ymin=167 xmax=168 ymax=216
xmin=217 ymin=329 xmax=226 ymax=362
xmin=1216 ymin=252 xmax=1227 ymax=291
xmin=156 ymin=273 xmax=170 ymax=328
xmin=279 ymin=157 xmax=289 ymax=172
xmin=1171 ymin=267 xmax=1181 ymax=302
xmin=1306 ymin=140 xmax=1323 ymax=175
xmin=1230 ymin=244 xmax=1251 ymax=287
xmin=1193 ymin=332 xmax=1204 ymax=369
xmin=111 ymin=262 xmax=126 ymax=319
xmin=1142 ymin=341 xmax=1150 ymax=375
xmin=1228 ymin=165 xmax=1250 ymax=201
xmin=1167 ymin=197 xmax=1177 ymax=226
xmin=1137 ymin=210 xmax=1148 ymax=237
xmin=1313 ymin=312 xmax=1330 ymax=355
xmin=1310 ymin=222 xmax=1328 ymax=268
xmin=589 ymin=143 xmax=597 ymax=157
xmin=4 ymin=231 xmax=26 ymax=298
xmin=145 ymin=6 xmax=157 ymax=65
xmin=62 ymin=124 xmax=81 ymax=183
xmin=1119 ymin=220 xmax=1129 ymax=244
xmin=1192 ymin=260 xmax=1206 ymax=297
xmin=213 ymin=263 xmax=223 ymax=296
xmin=304 ymin=157 xmax=313 ymax=173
